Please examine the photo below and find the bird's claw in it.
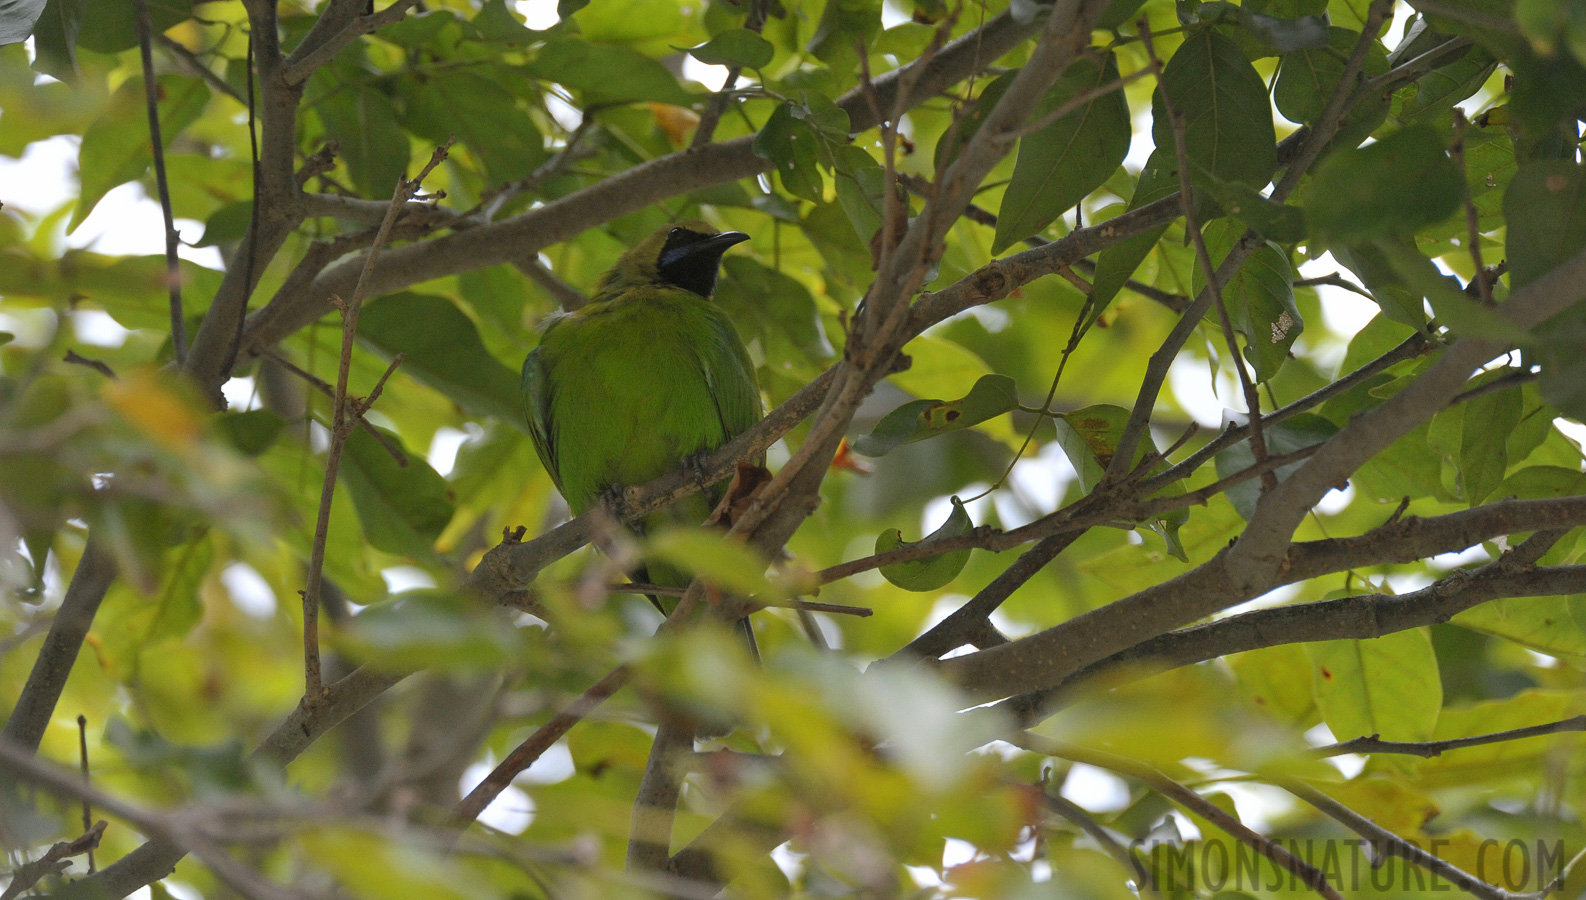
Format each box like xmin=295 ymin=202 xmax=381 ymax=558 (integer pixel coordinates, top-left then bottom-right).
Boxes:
xmin=598 ymin=483 xmax=628 ymax=518
xmin=683 ymin=451 xmax=712 ymax=493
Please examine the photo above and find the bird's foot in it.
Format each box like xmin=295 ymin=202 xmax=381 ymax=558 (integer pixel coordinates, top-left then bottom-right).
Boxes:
xmin=682 ymin=450 xmax=712 ymax=493
xmin=598 ymin=483 xmax=629 ymax=519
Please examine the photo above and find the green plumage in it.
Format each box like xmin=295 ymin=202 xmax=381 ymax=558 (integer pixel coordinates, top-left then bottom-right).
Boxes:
xmin=521 ymin=221 xmax=762 ymax=605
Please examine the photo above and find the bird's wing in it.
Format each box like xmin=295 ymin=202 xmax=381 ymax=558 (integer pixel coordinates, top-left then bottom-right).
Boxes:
xmin=698 ymin=307 xmax=763 ymax=445
xmin=520 ymin=343 xmax=563 ymax=493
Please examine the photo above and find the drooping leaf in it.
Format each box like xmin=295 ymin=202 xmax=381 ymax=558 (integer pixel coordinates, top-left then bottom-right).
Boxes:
xmin=992 ymin=53 xmax=1131 ymax=253
xmin=73 ymin=74 xmax=211 ymax=230
xmin=1215 ymin=414 xmax=1338 ymax=520
xmin=685 ymin=28 xmax=774 ymax=68
xmin=74 ymin=0 xmax=190 ymax=53
xmin=314 ymin=82 xmax=409 ymax=199
xmin=1306 ymin=629 xmax=1442 ymax=743
xmin=357 ymin=292 xmax=526 ymax=429
xmin=1152 ymin=30 xmax=1278 ymax=190
xmin=1305 ymin=125 xmax=1465 ymax=245
xmin=0 ymin=0 xmax=47 ymax=46
xmin=406 ymin=69 xmax=546 ymax=184
xmin=853 ymin=374 xmax=1019 ymax=456
xmin=339 ymin=427 xmax=454 ymax=561
xmin=1087 ymin=149 xmax=1179 ymax=319
xmin=1193 ymin=220 xmax=1303 ymax=382
xmin=1275 ymin=26 xmax=1390 ymax=152
xmin=1503 ymin=161 xmax=1586 ymax=289
xmin=876 ymin=497 xmax=974 ymax=591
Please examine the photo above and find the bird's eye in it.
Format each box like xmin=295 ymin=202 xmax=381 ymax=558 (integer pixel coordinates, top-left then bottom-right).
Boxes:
xmin=669 ymin=227 xmax=684 ymax=239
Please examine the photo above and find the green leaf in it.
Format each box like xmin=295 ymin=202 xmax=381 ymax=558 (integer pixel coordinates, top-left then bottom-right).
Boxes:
xmin=406 ymin=69 xmax=546 ymax=184
xmin=74 ymin=0 xmax=190 ymax=53
xmin=377 ymin=9 xmax=457 ymax=48
xmin=339 ymin=427 xmax=454 ymax=561
xmin=1329 ymin=241 xmax=1429 ymax=328
xmin=212 ymin=409 xmax=286 ymax=456
xmin=807 ymin=0 xmax=881 ymax=69
xmin=195 ymin=201 xmax=252 ymax=248
xmin=647 ymin=528 xmax=776 ymax=598
xmin=527 ymin=38 xmax=694 ymax=106
xmin=993 ymin=53 xmax=1131 ymax=253
xmin=852 ymin=374 xmax=1019 ymax=456
xmin=1215 ymin=414 xmax=1337 ymax=519
xmin=1458 ymin=374 xmax=1521 ymax=503
xmin=314 ymin=81 xmax=409 ymax=199
xmin=1275 ymin=26 xmax=1390 ymax=150
xmin=73 ymin=74 xmax=211 ymax=230
xmin=1371 ymin=238 xmax=1532 ymax=342
xmin=1088 ymin=148 xmax=1179 ymax=318
xmin=1306 ymin=629 xmax=1442 ymax=743
xmin=685 ymin=28 xmax=774 ymax=68
xmin=1304 ymin=124 xmax=1464 ymax=245
xmin=1503 ymin=161 xmax=1586 ymax=289
xmin=357 ymin=292 xmax=526 ymax=429
xmin=876 ymin=497 xmax=973 ymax=591
xmin=1152 ymin=30 xmax=1278 ymax=190
xmin=0 ymin=0 xmax=47 ymax=46
xmin=1454 ymin=598 xmax=1586 ymax=661
xmin=1533 ymin=310 xmax=1586 ymax=418
xmin=753 ymin=102 xmax=823 ymax=201
xmin=1229 ymin=644 xmax=1318 ymax=725
xmin=1193 ymin=220 xmax=1303 ymax=381
xmin=468 ymin=0 xmax=537 ymax=43
xmin=339 ymin=591 xmax=515 ymax=671
xmin=714 ymin=255 xmax=835 ymax=368
xmin=28 ymin=0 xmax=82 ymax=81
xmin=934 ymin=71 xmax=1013 ymax=173
xmin=1191 ymin=167 xmax=1307 ymax=242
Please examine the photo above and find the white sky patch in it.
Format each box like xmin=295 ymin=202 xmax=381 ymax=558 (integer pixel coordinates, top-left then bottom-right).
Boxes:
xmin=1552 ymin=418 xmax=1586 ymax=464
xmin=381 ymin=566 xmax=437 ymax=593
xmin=1218 ymin=582 xmax=1302 ymax=618
xmin=773 ymin=843 xmax=809 ymax=885
xmin=1061 ymin=762 xmax=1132 ymax=812
xmin=543 ymin=91 xmax=583 ymax=131
xmin=0 ymin=135 xmax=78 ymax=215
xmin=428 ymin=425 xmax=471 ymax=477
xmin=512 ymin=0 xmax=560 ymax=29
xmin=881 ymin=0 xmax=911 ymax=27
xmin=1383 ymin=571 xmax=1435 ymax=594
xmin=514 ymin=739 xmax=575 ymax=784
xmin=922 ymin=484 xmax=989 ymax=539
xmin=221 ymin=561 xmax=277 ymax=618
xmin=1168 ymin=354 xmax=1242 ymax=426
xmin=461 ymin=760 xmax=535 ymax=834
xmin=68 ymin=182 xmax=224 ymax=269
xmin=943 ymin=836 xmax=978 ymax=870
xmin=221 ymin=376 xmax=261 ymax=412
xmin=72 ymin=309 xmax=132 ymax=347
xmin=1313 ymin=480 xmax=1354 ymax=516
xmin=0 ymin=308 xmax=59 ymax=350
xmin=682 ymin=55 xmax=729 ymax=92
xmin=1431 ymin=543 xmax=1492 ymax=571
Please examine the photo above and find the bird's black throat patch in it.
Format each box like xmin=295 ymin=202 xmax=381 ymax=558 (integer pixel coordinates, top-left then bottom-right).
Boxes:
xmin=656 ymin=227 xmax=749 ymax=297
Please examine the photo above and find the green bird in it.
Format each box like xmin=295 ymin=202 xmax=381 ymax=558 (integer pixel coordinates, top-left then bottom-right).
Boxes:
xmin=521 ymin=220 xmax=762 ymax=651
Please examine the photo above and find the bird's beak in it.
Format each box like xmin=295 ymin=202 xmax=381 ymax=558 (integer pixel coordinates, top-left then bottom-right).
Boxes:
xmin=704 ymin=231 xmax=751 ymax=252
xmin=660 ymin=231 xmax=750 ymax=269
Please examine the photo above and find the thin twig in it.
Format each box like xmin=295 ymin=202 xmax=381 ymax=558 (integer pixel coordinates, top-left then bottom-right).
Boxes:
xmin=134 ymin=0 xmax=186 ymax=366
xmin=1451 ymin=110 xmax=1492 ymax=306
xmin=77 ymin=714 xmax=95 ymax=873
xmin=257 ymin=348 xmax=409 ymax=465
xmin=1016 ymin=733 xmax=1346 ymax=900
xmin=62 ymin=349 xmax=116 ymax=379
xmin=218 ymin=28 xmax=263 ymax=383
xmin=1282 ymin=778 xmax=1559 ymax=900
xmin=1040 ymin=787 xmax=1158 ymax=897
xmin=450 ymin=664 xmax=632 ymax=829
xmin=300 ymin=142 xmax=450 ymax=700
xmin=1139 ymin=19 xmax=1274 ymax=492
xmin=1315 ymin=715 xmax=1586 ymax=758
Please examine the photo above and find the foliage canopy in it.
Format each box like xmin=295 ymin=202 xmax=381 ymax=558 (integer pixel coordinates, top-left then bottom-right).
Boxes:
xmin=3 ymin=0 xmax=1586 ymax=897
